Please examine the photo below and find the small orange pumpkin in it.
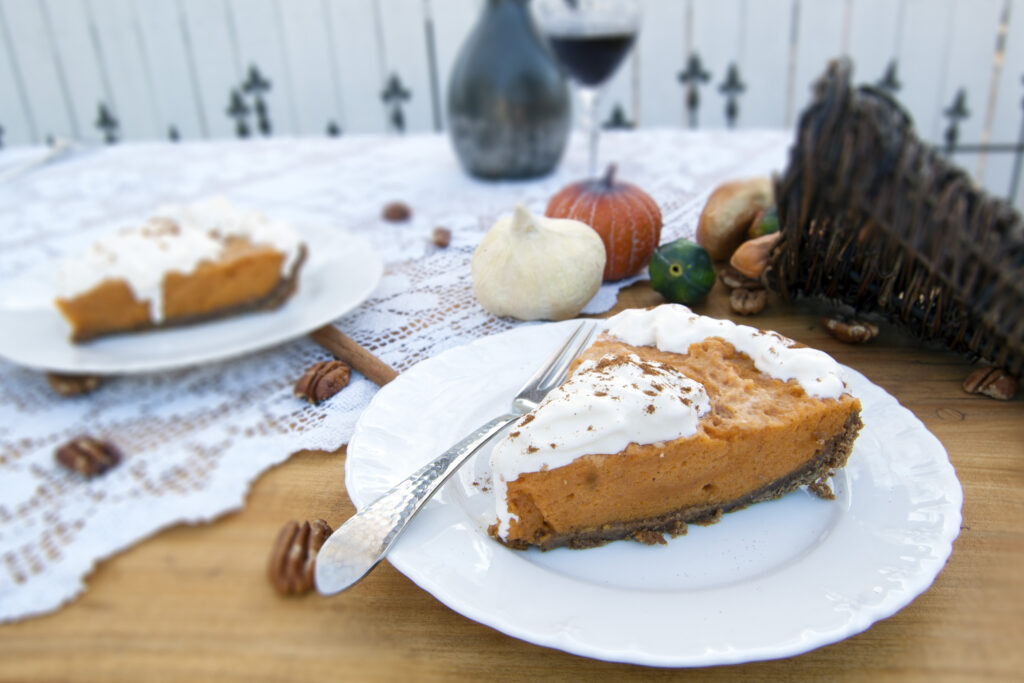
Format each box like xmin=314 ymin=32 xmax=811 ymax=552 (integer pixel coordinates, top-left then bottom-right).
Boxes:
xmin=545 ymin=165 xmax=662 ymax=281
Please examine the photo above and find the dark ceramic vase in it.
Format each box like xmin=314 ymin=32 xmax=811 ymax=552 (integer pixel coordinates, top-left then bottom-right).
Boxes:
xmin=447 ymin=0 xmax=571 ymax=179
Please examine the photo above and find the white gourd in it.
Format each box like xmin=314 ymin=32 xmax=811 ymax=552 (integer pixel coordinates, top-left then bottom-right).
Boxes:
xmin=472 ymin=204 xmax=606 ymax=321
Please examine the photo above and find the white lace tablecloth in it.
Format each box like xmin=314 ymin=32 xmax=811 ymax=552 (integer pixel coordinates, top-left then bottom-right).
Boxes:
xmin=0 ymin=129 xmax=791 ymax=622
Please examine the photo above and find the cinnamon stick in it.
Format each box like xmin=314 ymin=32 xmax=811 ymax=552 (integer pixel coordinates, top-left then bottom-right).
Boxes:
xmin=309 ymin=325 xmax=398 ymax=386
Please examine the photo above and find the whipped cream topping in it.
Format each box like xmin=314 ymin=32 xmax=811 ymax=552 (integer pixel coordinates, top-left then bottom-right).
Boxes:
xmin=491 ymin=352 xmax=711 ymax=539
xmin=56 ymin=197 xmax=303 ymax=322
xmin=605 ymin=304 xmax=849 ymax=400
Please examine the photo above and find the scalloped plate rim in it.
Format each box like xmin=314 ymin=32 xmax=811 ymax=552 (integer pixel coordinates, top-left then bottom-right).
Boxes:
xmin=343 ymin=320 xmax=963 ymax=667
xmin=0 ymin=223 xmax=382 ymax=374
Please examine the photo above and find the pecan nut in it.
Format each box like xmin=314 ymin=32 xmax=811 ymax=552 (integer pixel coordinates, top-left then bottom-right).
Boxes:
xmin=268 ymin=518 xmax=333 ymax=595
xmin=963 ymin=367 xmax=1018 ymax=400
xmin=46 ymin=372 xmax=102 ymax=397
xmin=821 ymin=316 xmax=879 ymax=344
xmin=55 ymin=436 xmax=122 ymax=478
xmin=294 ymin=360 xmax=351 ymax=404
xmin=716 ymin=264 xmax=761 ymax=290
xmin=730 ymin=287 xmax=766 ymax=315
xmin=431 ymin=226 xmax=452 ymax=248
xmin=381 ymin=201 xmax=411 ymax=222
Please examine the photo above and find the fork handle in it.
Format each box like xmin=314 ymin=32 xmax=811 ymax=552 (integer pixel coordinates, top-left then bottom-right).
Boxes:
xmin=315 ymin=412 xmax=519 ymax=595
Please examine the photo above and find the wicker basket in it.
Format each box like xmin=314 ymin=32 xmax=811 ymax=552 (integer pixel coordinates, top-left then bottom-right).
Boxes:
xmin=765 ymin=59 xmax=1024 ymax=377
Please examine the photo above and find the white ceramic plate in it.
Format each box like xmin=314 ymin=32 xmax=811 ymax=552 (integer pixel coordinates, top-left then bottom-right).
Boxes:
xmin=0 ymin=223 xmax=382 ymax=374
xmin=345 ymin=321 xmax=963 ymax=667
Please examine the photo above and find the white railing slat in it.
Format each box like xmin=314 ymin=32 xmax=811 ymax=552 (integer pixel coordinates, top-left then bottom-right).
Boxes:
xmin=0 ymin=1 xmax=34 ymax=144
xmin=37 ymin=0 xmax=91 ymax=142
xmin=989 ymin=0 xmax=1024 ymax=206
xmin=790 ymin=0 xmax=846 ymax=128
xmin=131 ymin=0 xmax=204 ymax=141
xmin=88 ymin=0 xmax=165 ymax=141
xmin=375 ymin=0 xmax=434 ymax=132
xmin=1 ymin=0 xmax=74 ymax=144
xmin=846 ymin=0 xmax=904 ymax=96
xmin=896 ymin=0 xmax=956 ymax=144
xmin=977 ymin=0 xmax=1022 ymax=202
xmin=731 ymin=0 xmax=793 ymax=129
xmin=177 ymin=0 xmax=242 ymax=139
xmin=277 ymin=0 xmax=343 ymax=136
xmin=327 ymin=0 xmax=386 ymax=134
xmin=939 ymin=0 xmax=1005 ymax=152
xmin=636 ymin=0 xmax=685 ymax=127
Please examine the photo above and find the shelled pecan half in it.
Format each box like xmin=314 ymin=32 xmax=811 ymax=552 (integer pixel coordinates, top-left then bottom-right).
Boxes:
xmin=46 ymin=372 xmax=102 ymax=397
xmin=963 ymin=367 xmax=1018 ymax=400
xmin=55 ymin=436 xmax=122 ymax=478
xmin=294 ymin=360 xmax=351 ymax=404
xmin=821 ymin=316 xmax=879 ymax=344
xmin=716 ymin=264 xmax=761 ymax=290
xmin=268 ymin=519 xmax=333 ymax=595
xmin=730 ymin=287 xmax=767 ymax=315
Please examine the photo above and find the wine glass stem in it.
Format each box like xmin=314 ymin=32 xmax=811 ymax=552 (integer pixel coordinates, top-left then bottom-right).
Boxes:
xmin=578 ymin=86 xmax=601 ymax=178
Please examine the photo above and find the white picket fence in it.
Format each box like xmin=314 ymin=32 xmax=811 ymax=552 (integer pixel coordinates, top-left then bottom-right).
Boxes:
xmin=1 ymin=0 xmax=1022 ymax=206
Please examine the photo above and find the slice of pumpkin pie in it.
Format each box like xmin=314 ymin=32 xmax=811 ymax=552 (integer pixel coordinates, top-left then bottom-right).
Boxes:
xmin=489 ymin=304 xmax=862 ymax=550
xmin=55 ymin=197 xmax=306 ymax=342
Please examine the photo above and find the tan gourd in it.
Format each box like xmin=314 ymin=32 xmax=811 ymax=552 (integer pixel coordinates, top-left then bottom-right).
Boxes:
xmin=472 ymin=204 xmax=606 ymax=321
xmin=697 ymin=177 xmax=774 ymax=261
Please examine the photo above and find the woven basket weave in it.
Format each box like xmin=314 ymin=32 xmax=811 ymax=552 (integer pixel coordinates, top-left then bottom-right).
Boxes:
xmin=765 ymin=59 xmax=1024 ymax=377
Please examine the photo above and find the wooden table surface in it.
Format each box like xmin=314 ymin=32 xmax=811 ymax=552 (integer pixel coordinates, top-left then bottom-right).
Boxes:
xmin=2 ymin=282 xmax=1022 ymax=682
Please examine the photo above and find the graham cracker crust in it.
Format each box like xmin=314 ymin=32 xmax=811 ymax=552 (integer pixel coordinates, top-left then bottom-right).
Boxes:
xmin=493 ymin=410 xmax=863 ymax=551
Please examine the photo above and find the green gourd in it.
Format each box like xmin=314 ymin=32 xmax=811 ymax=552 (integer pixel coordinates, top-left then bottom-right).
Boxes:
xmin=649 ymin=239 xmax=716 ymax=305
xmin=748 ymin=206 xmax=780 ymax=238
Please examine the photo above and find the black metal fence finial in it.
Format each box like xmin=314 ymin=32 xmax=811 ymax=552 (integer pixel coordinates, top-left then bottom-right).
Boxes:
xmin=943 ymin=89 xmax=970 ymax=152
xmin=678 ymin=53 xmax=711 ymax=128
xmin=877 ymin=60 xmax=902 ymax=94
xmin=95 ymin=103 xmax=119 ymax=144
xmin=381 ymin=73 xmax=411 ymax=133
xmin=242 ymin=65 xmax=272 ymax=136
xmin=603 ymin=103 xmax=634 ymax=130
xmin=227 ymin=90 xmax=251 ymax=139
xmin=719 ymin=63 xmax=746 ymax=128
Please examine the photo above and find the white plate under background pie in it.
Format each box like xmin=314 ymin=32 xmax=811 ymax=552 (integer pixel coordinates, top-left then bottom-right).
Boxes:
xmin=0 ymin=222 xmax=382 ymax=374
xmin=344 ymin=320 xmax=963 ymax=667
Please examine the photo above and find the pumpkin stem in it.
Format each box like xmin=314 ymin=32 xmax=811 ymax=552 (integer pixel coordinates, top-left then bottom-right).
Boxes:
xmin=511 ymin=203 xmax=535 ymax=234
xmin=602 ymin=163 xmax=617 ymax=188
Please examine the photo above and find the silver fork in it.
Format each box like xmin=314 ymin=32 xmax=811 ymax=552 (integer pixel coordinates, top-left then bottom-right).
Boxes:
xmin=315 ymin=320 xmax=596 ymax=595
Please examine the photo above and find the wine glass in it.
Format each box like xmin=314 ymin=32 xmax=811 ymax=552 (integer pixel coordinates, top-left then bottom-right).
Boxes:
xmin=534 ymin=0 xmax=640 ymax=178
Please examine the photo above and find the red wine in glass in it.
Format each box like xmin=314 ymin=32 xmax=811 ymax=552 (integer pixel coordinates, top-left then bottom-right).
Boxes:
xmin=535 ymin=0 xmax=640 ymax=177
xmin=547 ymin=32 xmax=636 ymax=87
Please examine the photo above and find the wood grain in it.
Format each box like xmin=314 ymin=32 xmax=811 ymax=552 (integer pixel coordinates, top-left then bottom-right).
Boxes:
xmin=2 ymin=282 xmax=1022 ymax=682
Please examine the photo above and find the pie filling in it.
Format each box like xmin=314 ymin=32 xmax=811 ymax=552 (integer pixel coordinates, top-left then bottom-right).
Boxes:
xmin=489 ymin=304 xmax=863 ymax=551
